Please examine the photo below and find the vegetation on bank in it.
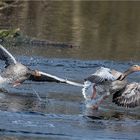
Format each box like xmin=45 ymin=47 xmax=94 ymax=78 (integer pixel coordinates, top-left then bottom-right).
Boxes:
xmin=0 ymin=28 xmax=20 ymax=39
xmin=0 ymin=28 xmax=75 ymax=48
xmin=0 ymin=0 xmax=19 ymax=10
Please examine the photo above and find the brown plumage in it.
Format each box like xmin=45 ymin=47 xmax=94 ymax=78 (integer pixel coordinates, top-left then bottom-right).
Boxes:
xmin=82 ymin=65 xmax=140 ymax=109
xmin=0 ymin=44 xmax=82 ymax=89
xmin=111 ymin=65 xmax=140 ymax=108
xmin=112 ymin=82 xmax=140 ymax=108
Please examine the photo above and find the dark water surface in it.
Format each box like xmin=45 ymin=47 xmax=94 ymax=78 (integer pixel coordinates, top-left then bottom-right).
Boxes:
xmin=0 ymin=1 xmax=140 ymax=140
xmin=1 ymin=1 xmax=140 ymax=60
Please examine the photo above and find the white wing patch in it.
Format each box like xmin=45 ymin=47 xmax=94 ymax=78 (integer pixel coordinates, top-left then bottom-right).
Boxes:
xmin=82 ymin=81 xmax=94 ymax=100
xmin=82 ymin=67 xmax=117 ymax=107
xmin=93 ymin=67 xmax=116 ymax=81
xmin=38 ymin=71 xmax=83 ymax=87
xmin=0 ymin=44 xmax=17 ymax=65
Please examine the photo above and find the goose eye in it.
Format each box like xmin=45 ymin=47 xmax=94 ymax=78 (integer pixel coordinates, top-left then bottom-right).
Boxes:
xmin=133 ymin=65 xmax=138 ymax=68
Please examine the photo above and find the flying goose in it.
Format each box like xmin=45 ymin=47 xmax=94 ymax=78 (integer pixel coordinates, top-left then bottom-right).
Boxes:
xmin=82 ymin=66 xmax=140 ymax=109
xmin=0 ymin=44 xmax=82 ymax=90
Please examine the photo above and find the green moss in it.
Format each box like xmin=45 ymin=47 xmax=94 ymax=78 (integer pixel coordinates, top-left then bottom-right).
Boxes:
xmin=0 ymin=28 xmax=20 ymax=39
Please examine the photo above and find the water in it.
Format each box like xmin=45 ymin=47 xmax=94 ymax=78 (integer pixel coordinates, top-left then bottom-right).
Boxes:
xmin=0 ymin=1 xmax=140 ymax=140
xmin=0 ymin=58 xmax=139 ymax=140
xmin=1 ymin=1 xmax=140 ymax=60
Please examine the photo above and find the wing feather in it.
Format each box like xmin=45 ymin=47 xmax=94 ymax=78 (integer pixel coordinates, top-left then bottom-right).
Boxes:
xmin=0 ymin=44 xmax=17 ymax=67
xmin=85 ymin=67 xmax=116 ymax=84
xmin=113 ymin=82 xmax=140 ymax=108
xmin=29 ymin=71 xmax=83 ymax=87
xmin=83 ymin=67 xmax=117 ymax=100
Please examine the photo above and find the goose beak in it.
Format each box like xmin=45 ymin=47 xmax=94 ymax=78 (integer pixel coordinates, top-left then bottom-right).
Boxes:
xmin=137 ymin=66 xmax=140 ymax=71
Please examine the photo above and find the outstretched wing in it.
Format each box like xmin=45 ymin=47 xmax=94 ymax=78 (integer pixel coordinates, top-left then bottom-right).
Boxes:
xmin=112 ymin=82 xmax=140 ymax=108
xmin=29 ymin=70 xmax=83 ymax=87
xmin=82 ymin=67 xmax=117 ymax=100
xmin=85 ymin=67 xmax=117 ymax=84
xmin=0 ymin=44 xmax=17 ymax=67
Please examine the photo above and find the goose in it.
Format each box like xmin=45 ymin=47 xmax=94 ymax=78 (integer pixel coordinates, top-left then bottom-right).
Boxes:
xmin=0 ymin=44 xmax=82 ymax=91
xmin=82 ymin=66 xmax=140 ymax=109
xmin=112 ymin=81 xmax=140 ymax=108
xmin=1 ymin=44 xmax=139 ymax=109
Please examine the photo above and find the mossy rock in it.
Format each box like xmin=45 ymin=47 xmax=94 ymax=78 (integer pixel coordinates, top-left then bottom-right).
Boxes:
xmin=0 ymin=28 xmax=20 ymax=39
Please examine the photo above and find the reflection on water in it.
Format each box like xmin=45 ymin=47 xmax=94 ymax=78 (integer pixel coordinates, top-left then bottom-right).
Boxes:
xmin=0 ymin=1 xmax=140 ymax=140
xmin=0 ymin=1 xmax=140 ymax=60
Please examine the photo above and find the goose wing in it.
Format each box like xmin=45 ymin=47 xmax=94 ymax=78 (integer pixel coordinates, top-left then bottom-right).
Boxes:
xmin=112 ymin=82 xmax=140 ymax=108
xmin=82 ymin=67 xmax=116 ymax=100
xmin=29 ymin=70 xmax=83 ymax=87
xmin=85 ymin=67 xmax=117 ymax=83
xmin=0 ymin=44 xmax=17 ymax=67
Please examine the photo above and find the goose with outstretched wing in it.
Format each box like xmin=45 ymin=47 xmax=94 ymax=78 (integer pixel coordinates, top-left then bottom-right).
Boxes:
xmin=1 ymin=44 xmax=139 ymax=109
xmin=82 ymin=66 xmax=140 ymax=109
xmin=0 ymin=44 xmax=83 ymax=89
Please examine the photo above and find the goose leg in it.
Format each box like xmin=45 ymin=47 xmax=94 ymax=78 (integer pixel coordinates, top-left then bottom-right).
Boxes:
xmin=91 ymin=95 xmax=109 ymax=110
xmin=97 ymin=95 xmax=108 ymax=105
xmin=91 ymin=84 xmax=96 ymax=99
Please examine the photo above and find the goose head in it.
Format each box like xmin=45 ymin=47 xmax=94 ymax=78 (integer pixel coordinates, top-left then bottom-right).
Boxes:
xmin=118 ymin=65 xmax=140 ymax=80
